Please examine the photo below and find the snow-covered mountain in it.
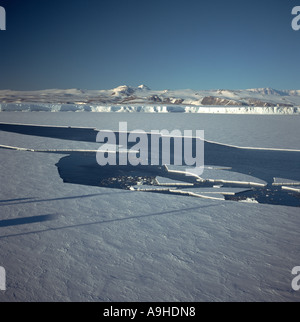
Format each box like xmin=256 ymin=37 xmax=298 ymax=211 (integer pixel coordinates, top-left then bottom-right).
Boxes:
xmin=1 ymin=85 xmax=300 ymax=114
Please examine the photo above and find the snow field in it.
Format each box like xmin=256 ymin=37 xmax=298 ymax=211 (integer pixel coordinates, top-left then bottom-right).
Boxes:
xmin=0 ymin=148 xmax=299 ymax=301
xmin=0 ymin=112 xmax=299 ymax=301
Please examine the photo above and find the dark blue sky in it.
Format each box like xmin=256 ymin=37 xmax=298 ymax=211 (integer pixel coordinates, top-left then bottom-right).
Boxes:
xmin=0 ymin=0 xmax=299 ymax=90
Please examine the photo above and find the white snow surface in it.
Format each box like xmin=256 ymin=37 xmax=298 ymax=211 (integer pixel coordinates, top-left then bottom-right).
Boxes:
xmin=0 ymin=113 xmax=300 ymax=302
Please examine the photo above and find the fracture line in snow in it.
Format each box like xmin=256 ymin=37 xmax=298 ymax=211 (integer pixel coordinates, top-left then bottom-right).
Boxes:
xmin=133 ymin=187 xmax=225 ymax=201
xmin=205 ymin=139 xmax=300 ymax=152
xmin=205 ymin=178 xmax=267 ymax=187
xmin=1 ymin=121 xmax=300 ymax=151
xmin=165 ymin=169 xmax=203 ymax=181
xmin=281 ymin=186 xmax=300 ymax=193
xmin=272 ymin=178 xmax=300 ymax=186
xmin=0 ymin=144 xmax=36 ymax=152
xmin=0 ymin=144 xmax=97 ymax=152
xmin=163 ymin=165 xmax=266 ymax=187
xmin=169 ymin=190 xmax=225 ymax=200
xmin=0 ymin=144 xmax=138 ymax=153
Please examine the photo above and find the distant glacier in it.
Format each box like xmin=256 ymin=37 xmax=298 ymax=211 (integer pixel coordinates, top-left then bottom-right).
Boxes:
xmin=1 ymin=103 xmax=299 ymax=114
xmin=1 ymin=85 xmax=300 ymax=114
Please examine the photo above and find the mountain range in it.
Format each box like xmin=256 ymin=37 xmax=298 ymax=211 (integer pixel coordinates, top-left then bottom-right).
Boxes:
xmin=1 ymin=85 xmax=300 ymax=107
